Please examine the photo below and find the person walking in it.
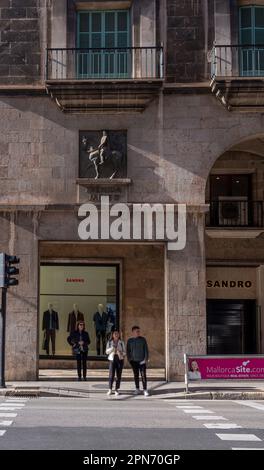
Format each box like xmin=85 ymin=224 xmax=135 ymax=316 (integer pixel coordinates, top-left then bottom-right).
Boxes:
xmin=127 ymin=326 xmax=149 ymax=396
xmin=67 ymin=321 xmax=90 ymax=381
xmin=106 ymin=330 xmax=126 ymax=396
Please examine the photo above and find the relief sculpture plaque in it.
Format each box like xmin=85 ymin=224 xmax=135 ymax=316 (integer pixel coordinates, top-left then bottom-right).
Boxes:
xmin=79 ymin=130 xmax=127 ymax=179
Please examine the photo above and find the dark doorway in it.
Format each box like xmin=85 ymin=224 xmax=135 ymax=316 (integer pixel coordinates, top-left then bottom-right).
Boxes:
xmin=207 ymin=299 xmax=257 ymax=354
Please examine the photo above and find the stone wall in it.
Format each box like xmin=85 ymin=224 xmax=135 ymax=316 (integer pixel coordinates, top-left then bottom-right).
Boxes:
xmin=206 ymin=235 xmax=264 ymax=262
xmin=167 ymin=211 xmax=206 ymax=380
xmin=166 ymin=0 xmax=213 ymax=82
xmin=0 ymin=0 xmax=44 ymax=84
xmin=0 ymin=211 xmax=39 ymax=381
xmin=1 ymin=93 xmax=264 ymax=206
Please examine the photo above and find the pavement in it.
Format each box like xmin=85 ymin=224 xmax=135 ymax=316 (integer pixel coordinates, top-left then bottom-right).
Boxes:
xmin=1 ymin=377 xmax=264 ymax=400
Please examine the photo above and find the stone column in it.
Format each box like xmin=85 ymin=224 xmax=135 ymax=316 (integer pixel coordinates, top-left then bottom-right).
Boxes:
xmin=5 ymin=211 xmax=39 ymax=381
xmin=166 ymin=210 xmax=207 ymax=381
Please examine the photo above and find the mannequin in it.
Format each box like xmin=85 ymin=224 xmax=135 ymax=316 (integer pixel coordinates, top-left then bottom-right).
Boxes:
xmin=67 ymin=303 xmax=84 ymax=333
xmin=42 ymin=303 xmax=59 ymax=356
xmin=93 ymin=303 xmax=108 ymax=355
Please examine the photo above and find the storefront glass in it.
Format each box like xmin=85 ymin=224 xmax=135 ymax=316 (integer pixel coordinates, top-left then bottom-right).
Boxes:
xmin=39 ymin=264 xmax=119 ymax=358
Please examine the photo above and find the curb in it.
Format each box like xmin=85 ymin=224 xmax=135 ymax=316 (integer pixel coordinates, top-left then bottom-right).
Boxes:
xmin=1 ymin=387 xmax=264 ymax=399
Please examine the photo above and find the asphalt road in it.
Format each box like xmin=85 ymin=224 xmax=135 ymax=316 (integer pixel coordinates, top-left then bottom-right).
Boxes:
xmin=0 ymin=396 xmax=264 ymax=450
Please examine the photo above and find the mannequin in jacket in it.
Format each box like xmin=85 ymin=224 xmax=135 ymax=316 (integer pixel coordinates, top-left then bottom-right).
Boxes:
xmin=93 ymin=303 xmax=108 ymax=355
xmin=42 ymin=303 xmax=59 ymax=356
xmin=67 ymin=303 xmax=84 ymax=333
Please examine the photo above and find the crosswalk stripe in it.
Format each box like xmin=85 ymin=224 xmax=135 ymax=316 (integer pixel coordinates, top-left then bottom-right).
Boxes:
xmin=193 ymin=416 xmax=228 ymax=420
xmin=0 ymin=413 xmax=17 ymax=418
xmin=172 ymin=400 xmax=195 ymax=403
xmin=5 ymin=399 xmax=28 ymax=402
xmin=2 ymin=403 xmax=25 ymax=407
xmin=183 ymin=409 xmax=214 ymax=414
xmin=216 ymin=434 xmax=261 ymax=441
xmin=235 ymin=401 xmax=264 ymax=411
xmin=0 ymin=407 xmax=23 ymax=411
xmin=176 ymin=406 xmax=203 ymax=409
xmin=0 ymin=421 xmax=13 ymax=426
xmin=0 ymin=431 xmax=6 ymax=437
xmin=203 ymin=423 xmax=242 ymax=429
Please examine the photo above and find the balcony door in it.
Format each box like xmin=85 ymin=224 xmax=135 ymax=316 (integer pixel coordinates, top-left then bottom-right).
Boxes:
xmin=240 ymin=6 xmax=264 ymax=76
xmin=210 ymin=174 xmax=252 ymax=227
xmin=77 ymin=10 xmax=131 ymax=79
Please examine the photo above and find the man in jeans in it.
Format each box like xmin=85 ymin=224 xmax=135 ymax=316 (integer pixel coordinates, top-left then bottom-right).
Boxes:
xmin=127 ymin=326 xmax=149 ymax=397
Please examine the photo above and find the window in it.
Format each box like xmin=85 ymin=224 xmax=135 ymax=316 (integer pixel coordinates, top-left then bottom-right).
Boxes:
xmin=210 ymin=174 xmax=251 ymax=200
xmin=240 ymin=6 xmax=264 ymax=75
xmin=209 ymin=174 xmax=252 ymax=226
xmin=77 ymin=10 xmax=131 ymax=78
xmin=39 ymin=264 xmax=119 ymax=358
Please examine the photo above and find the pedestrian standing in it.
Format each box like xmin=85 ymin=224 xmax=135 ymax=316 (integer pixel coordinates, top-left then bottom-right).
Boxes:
xmin=127 ymin=326 xmax=149 ymax=396
xmin=67 ymin=321 xmax=90 ymax=381
xmin=106 ymin=330 xmax=126 ymax=396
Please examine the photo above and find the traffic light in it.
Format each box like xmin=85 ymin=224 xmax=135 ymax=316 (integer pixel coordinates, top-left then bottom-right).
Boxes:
xmin=0 ymin=253 xmax=20 ymax=288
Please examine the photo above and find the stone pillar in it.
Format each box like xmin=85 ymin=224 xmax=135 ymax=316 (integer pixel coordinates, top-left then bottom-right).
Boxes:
xmin=5 ymin=211 xmax=39 ymax=381
xmin=50 ymin=0 xmax=67 ymax=79
xmin=214 ymin=0 xmax=231 ymax=44
xmin=166 ymin=211 xmax=207 ymax=381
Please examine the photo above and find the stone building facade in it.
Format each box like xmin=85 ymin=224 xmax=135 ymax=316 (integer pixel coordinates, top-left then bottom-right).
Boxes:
xmin=0 ymin=0 xmax=263 ymax=381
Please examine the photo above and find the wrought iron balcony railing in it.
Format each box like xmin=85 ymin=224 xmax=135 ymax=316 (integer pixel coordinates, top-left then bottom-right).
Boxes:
xmin=210 ymin=44 xmax=264 ymax=78
xmin=206 ymin=200 xmax=264 ymax=228
xmin=46 ymin=47 xmax=164 ymax=81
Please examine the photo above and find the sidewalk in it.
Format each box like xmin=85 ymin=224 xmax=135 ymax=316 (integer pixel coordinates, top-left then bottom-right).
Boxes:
xmin=1 ymin=379 xmax=264 ymax=399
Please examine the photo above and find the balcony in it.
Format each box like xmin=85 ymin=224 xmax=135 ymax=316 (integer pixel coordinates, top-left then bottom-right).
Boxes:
xmin=206 ymin=200 xmax=264 ymax=236
xmin=210 ymin=44 xmax=264 ymax=111
xmin=45 ymin=47 xmax=164 ymax=113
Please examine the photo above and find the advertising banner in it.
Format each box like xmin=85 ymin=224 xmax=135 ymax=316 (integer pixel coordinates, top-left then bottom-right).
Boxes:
xmin=187 ymin=356 xmax=264 ymax=381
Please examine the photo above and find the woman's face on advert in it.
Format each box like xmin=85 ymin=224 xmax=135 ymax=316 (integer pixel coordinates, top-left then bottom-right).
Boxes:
xmin=191 ymin=361 xmax=199 ymax=371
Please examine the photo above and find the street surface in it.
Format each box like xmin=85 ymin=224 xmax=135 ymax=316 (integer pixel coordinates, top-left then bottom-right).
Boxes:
xmin=0 ymin=395 xmax=264 ymax=450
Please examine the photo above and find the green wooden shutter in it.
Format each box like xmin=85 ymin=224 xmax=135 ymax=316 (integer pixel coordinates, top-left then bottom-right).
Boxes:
xmin=239 ymin=6 xmax=264 ymax=76
xmin=77 ymin=10 xmax=130 ymax=78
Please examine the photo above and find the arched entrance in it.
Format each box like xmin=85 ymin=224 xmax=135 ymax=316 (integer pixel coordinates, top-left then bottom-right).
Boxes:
xmin=205 ymin=136 xmax=264 ymax=355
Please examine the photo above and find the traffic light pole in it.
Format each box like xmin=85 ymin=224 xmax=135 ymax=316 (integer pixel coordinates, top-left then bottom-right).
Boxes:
xmin=0 ymin=287 xmax=7 ymax=388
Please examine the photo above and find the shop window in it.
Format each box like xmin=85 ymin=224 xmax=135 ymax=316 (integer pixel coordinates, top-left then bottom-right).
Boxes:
xmin=77 ymin=10 xmax=131 ymax=78
xmin=239 ymin=6 xmax=264 ymax=75
xmin=39 ymin=264 xmax=119 ymax=359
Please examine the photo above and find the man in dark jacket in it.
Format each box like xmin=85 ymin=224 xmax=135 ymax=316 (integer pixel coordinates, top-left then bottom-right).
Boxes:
xmin=127 ymin=326 xmax=149 ymax=396
xmin=67 ymin=321 xmax=91 ymax=381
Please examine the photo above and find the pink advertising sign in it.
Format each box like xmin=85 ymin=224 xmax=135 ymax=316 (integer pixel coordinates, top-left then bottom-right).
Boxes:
xmin=187 ymin=356 xmax=264 ymax=380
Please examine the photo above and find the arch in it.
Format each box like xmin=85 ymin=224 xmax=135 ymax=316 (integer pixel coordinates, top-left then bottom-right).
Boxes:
xmin=206 ymin=132 xmax=264 ymax=182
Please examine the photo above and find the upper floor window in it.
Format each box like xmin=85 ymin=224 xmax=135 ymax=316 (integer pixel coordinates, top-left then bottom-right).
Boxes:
xmin=239 ymin=5 xmax=264 ymax=76
xmin=240 ymin=5 xmax=264 ymax=45
xmin=77 ymin=10 xmax=131 ymax=78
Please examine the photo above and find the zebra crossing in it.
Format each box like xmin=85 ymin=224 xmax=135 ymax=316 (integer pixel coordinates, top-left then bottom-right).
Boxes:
xmin=172 ymin=400 xmax=264 ymax=450
xmin=0 ymin=398 xmax=28 ymax=438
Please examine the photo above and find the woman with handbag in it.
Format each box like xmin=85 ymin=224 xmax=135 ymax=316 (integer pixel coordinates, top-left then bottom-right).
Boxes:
xmin=106 ymin=330 xmax=126 ymax=396
xmin=67 ymin=321 xmax=91 ymax=381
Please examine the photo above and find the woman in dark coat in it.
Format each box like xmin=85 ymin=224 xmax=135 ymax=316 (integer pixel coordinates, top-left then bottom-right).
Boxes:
xmin=67 ymin=321 xmax=91 ymax=381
